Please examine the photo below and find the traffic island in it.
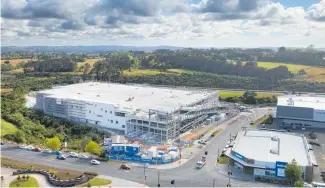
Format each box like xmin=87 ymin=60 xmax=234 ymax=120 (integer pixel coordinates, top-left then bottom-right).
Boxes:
xmin=9 ymin=176 xmax=39 ymax=188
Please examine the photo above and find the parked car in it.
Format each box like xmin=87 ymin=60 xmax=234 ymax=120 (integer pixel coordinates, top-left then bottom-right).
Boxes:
xmin=69 ymin=152 xmax=79 ymax=158
xmin=55 ymin=151 xmax=62 ymax=156
xmin=90 ymin=159 xmax=100 ymax=165
xmin=34 ymin=147 xmax=42 ymax=152
xmin=120 ymin=164 xmax=131 ymax=170
xmin=19 ymin=145 xmax=28 ymax=149
xmin=57 ymin=155 xmax=66 ymax=160
xmin=42 ymin=149 xmax=52 ymax=154
xmin=199 ymin=140 xmax=207 ymax=145
xmin=78 ymin=154 xmax=89 ymax=159
xmin=1 ymin=142 xmax=5 ymax=145
xmin=27 ymin=145 xmax=35 ymax=150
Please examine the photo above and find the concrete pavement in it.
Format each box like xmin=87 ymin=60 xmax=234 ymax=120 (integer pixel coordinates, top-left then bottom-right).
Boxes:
xmin=0 ymin=107 xmax=275 ymax=187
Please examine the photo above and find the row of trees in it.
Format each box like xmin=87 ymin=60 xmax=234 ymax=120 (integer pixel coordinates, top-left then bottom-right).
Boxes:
xmin=220 ymin=91 xmax=278 ymax=105
xmin=45 ymin=136 xmax=101 ymax=156
xmin=23 ymin=58 xmax=77 ymax=73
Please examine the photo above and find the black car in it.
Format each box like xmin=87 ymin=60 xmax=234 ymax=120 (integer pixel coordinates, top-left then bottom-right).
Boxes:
xmin=57 ymin=155 xmax=67 ymax=160
xmin=0 ymin=142 xmax=5 ymax=145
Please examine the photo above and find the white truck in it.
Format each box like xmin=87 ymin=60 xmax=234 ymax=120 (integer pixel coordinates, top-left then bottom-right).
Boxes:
xmin=196 ymin=156 xmax=206 ymax=169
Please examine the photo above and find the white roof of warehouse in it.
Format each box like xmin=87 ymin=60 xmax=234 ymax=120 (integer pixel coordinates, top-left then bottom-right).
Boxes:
xmin=232 ymin=129 xmax=310 ymax=166
xmin=38 ymin=82 xmax=215 ymax=114
xmin=277 ymin=96 xmax=325 ymax=110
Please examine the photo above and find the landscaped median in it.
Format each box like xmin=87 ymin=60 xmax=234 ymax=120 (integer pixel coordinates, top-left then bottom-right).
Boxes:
xmin=9 ymin=176 xmax=39 ymax=188
xmin=217 ymin=156 xmax=229 ymax=164
xmin=84 ymin=178 xmax=112 ymax=187
xmin=1 ymin=157 xmax=98 ymax=187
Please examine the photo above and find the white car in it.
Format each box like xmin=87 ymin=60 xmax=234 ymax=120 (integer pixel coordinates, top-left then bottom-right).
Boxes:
xmin=19 ymin=145 xmax=28 ymax=149
xmin=42 ymin=149 xmax=52 ymax=154
xmin=226 ymin=141 xmax=231 ymax=144
xmin=78 ymin=154 xmax=89 ymax=159
xmin=90 ymin=159 xmax=100 ymax=165
xmin=69 ymin=152 xmax=79 ymax=158
xmin=225 ymin=144 xmax=230 ymax=148
xmin=27 ymin=145 xmax=35 ymax=150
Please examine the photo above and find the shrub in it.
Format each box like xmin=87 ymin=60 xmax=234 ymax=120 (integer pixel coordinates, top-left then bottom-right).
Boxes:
xmin=84 ymin=172 xmax=98 ymax=176
xmin=17 ymin=175 xmax=21 ymax=180
xmin=87 ymin=182 xmax=91 ymax=187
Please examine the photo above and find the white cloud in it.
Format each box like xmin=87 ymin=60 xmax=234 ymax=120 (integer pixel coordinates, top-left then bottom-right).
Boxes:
xmin=1 ymin=0 xmax=325 ymax=47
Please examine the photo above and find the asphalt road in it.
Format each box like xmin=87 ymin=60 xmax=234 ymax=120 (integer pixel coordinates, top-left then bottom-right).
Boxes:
xmin=1 ymin=108 xmax=275 ymax=187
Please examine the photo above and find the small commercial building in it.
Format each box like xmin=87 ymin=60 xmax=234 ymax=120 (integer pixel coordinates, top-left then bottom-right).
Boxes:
xmin=228 ymin=128 xmax=316 ymax=182
xmin=276 ymin=96 xmax=325 ymax=129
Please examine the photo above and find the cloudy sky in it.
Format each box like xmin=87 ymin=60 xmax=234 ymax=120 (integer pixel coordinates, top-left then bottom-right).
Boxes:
xmin=1 ymin=0 xmax=325 ymax=47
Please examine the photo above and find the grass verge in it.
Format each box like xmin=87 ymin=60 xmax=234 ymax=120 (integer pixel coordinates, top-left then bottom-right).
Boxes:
xmin=1 ymin=157 xmax=84 ymax=180
xmin=87 ymin=178 xmax=112 ymax=186
xmin=9 ymin=177 xmax=39 ymax=187
xmin=1 ymin=118 xmax=18 ymax=137
xmin=218 ymin=156 xmax=229 ymax=164
xmin=219 ymin=91 xmax=280 ymax=100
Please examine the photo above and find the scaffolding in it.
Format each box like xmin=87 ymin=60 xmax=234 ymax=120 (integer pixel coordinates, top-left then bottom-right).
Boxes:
xmin=125 ymin=93 xmax=219 ymax=143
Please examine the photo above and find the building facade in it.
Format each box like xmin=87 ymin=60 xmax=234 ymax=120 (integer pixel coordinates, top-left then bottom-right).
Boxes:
xmin=276 ymin=96 xmax=325 ymax=129
xmin=35 ymin=83 xmax=220 ymax=142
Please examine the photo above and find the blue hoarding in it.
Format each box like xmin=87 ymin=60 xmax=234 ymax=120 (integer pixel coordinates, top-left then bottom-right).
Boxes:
xmin=233 ymin=152 xmax=245 ymax=161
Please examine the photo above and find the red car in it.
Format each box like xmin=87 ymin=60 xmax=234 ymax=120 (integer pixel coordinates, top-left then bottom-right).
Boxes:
xmin=120 ymin=164 xmax=131 ymax=170
xmin=34 ymin=147 xmax=42 ymax=152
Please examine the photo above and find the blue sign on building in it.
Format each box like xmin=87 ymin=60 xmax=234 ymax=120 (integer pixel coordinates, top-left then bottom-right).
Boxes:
xmin=275 ymin=161 xmax=288 ymax=177
xmin=233 ymin=152 xmax=245 ymax=161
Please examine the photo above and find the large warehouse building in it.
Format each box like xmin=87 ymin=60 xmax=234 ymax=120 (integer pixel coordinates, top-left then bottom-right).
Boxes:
xmin=227 ymin=128 xmax=315 ymax=182
xmin=35 ymin=82 xmax=219 ymax=142
xmin=276 ymin=96 xmax=325 ymax=129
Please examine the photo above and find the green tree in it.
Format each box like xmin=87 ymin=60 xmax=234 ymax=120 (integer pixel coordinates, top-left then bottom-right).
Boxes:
xmin=45 ymin=136 xmax=61 ymax=151
xmin=294 ymin=180 xmax=304 ymax=187
xmin=85 ymin=141 xmax=100 ymax=156
xmin=4 ymin=60 xmax=10 ymax=65
xmin=14 ymin=131 xmax=26 ymax=144
xmin=285 ymin=159 xmax=302 ymax=185
xmin=242 ymin=91 xmax=257 ymax=104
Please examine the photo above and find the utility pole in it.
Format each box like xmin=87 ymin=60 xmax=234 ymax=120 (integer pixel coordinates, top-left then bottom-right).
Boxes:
xmin=217 ymin=148 xmax=220 ymax=157
xmin=213 ymin=178 xmax=215 ymax=188
xmin=144 ymin=163 xmax=147 ymax=186
xmin=157 ymin=171 xmax=160 ymax=187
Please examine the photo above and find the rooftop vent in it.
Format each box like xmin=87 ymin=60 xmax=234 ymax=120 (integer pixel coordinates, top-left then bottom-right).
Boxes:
xmin=271 ymin=136 xmax=278 ymax=141
xmin=270 ymin=148 xmax=278 ymax=154
xmin=97 ymin=95 xmax=100 ymax=97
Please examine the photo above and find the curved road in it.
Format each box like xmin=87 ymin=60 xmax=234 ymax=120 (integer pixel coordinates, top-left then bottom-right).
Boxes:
xmin=1 ymin=108 xmax=276 ymax=187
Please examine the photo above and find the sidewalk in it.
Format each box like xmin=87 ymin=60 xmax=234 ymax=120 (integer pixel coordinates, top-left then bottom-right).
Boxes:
xmin=216 ymin=164 xmax=255 ymax=181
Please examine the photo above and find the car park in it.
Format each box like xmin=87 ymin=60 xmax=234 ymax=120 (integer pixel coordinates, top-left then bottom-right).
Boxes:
xmin=69 ymin=152 xmax=79 ymax=158
xmin=34 ymin=147 xmax=42 ymax=152
xmin=57 ymin=155 xmax=66 ymax=160
xmin=90 ymin=159 xmax=100 ymax=165
xmin=42 ymin=149 xmax=52 ymax=154
xmin=120 ymin=164 xmax=131 ymax=170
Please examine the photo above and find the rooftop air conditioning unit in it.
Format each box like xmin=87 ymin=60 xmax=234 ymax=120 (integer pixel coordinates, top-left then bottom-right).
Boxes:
xmin=271 ymin=136 xmax=278 ymax=141
xmin=270 ymin=148 xmax=278 ymax=154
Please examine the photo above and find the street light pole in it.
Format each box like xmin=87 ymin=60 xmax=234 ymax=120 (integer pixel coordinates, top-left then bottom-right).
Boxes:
xmin=144 ymin=163 xmax=146 ymax=186
xmin=157 ymin=170 xmax=160 ymax=187
xmin=213 ymin=178 xmax=215 ymax=188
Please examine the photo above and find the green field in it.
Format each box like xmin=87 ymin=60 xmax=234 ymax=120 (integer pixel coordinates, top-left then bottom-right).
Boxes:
xmin=9 ymin=177 xmax=39 ymax=187
xmin=76 ymin=58 xmax=103 ymax=68
xmin=87 ymin=178 xmax=112 ymax=186
xmin=257 ymin=61 xmax=325 ymax=82
xmin=219 ymin=91 xmax=280 ymax=100
xmin=1 ymin=59 xmax=35 ymax=67
xmin=123 ymin=69 xmax=190 ymax=76
xmin=1 ymin=118 xmax=18 ymax=137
